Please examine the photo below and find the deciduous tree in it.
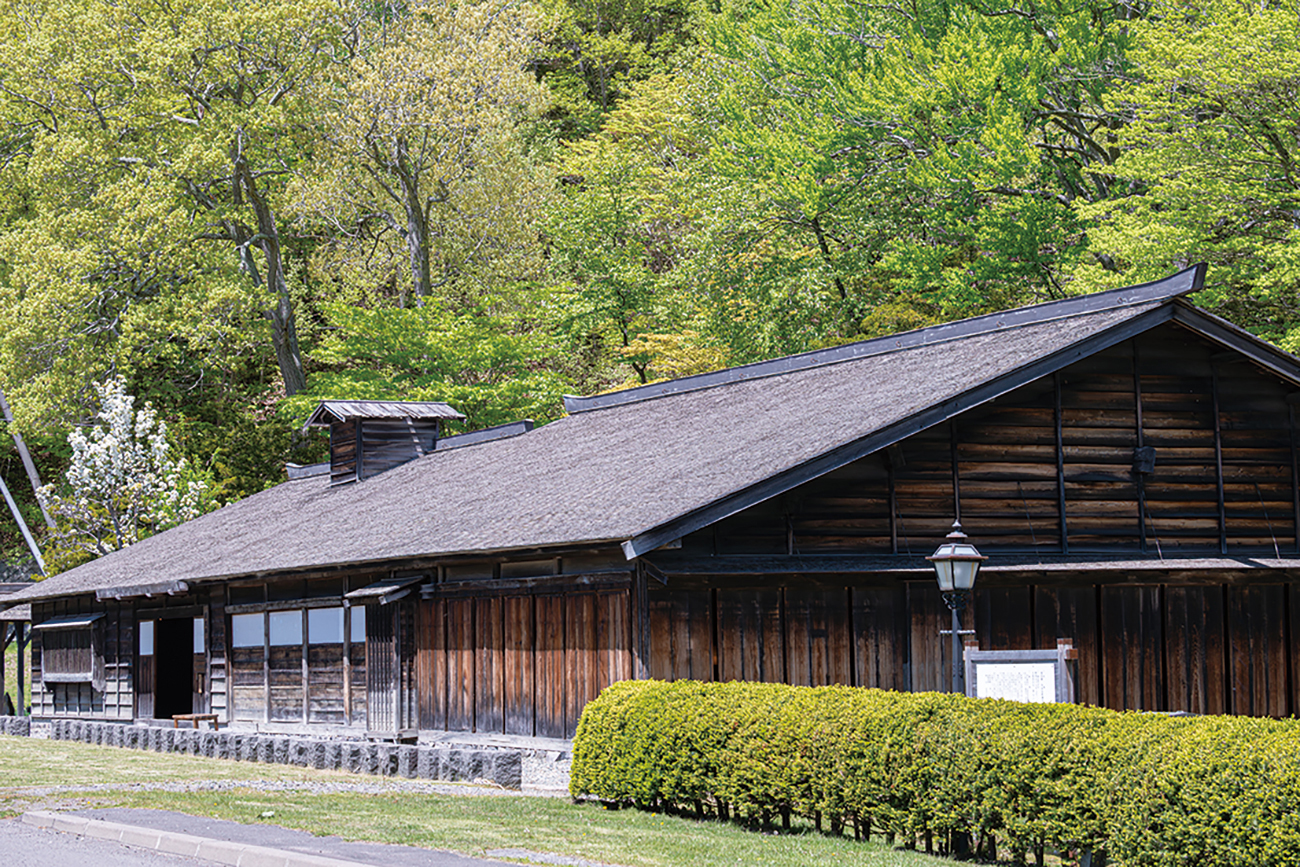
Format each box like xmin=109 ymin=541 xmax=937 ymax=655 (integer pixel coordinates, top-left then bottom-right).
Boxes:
xmin=39 ymin=377 xmax=220 ymax=571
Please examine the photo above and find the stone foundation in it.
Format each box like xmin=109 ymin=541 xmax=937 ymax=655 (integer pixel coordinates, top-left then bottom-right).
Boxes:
xmin=17 ymin=719 xmax=529 ymax=789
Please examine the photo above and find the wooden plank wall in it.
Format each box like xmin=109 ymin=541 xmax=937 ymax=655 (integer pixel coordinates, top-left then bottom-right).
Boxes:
xmin=420 ymin=584 xmax=632 ymax=739
xmin=208 ymin=589 xmax=227 ymax=721
xmin=648 ymin=576 xmax=1299 ymax=717
xmin=329 ymin=420 xmax=359 ymax=486
xmin=359 ymin=419 xmax=438 ymax=481
xmin=30 ymin=598 xmax=127 ymax=718
xmin=681 ymin=325 xmax=1300 ymax=560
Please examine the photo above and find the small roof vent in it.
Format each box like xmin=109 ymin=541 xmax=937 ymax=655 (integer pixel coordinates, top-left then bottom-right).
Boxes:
xmin=304 ymin=399 xmax=465 ymax=485
xmin=302 ymin=400 xmax=465 ymax=430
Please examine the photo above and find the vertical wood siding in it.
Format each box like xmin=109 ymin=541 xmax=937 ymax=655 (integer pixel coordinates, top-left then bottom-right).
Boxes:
xmin=646 ymin=574 xmax=1300 ymax=719
xmin=416 ymin=585 xmax=632 ymax=739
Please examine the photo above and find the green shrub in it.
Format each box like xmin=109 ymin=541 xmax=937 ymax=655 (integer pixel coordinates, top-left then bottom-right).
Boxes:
xmin=571 ymin=681 xmax=1300 ymax=864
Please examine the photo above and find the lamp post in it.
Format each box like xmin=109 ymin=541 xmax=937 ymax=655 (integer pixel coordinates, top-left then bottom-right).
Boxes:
xmin=927 ymin=521 xmax=986 ymax=695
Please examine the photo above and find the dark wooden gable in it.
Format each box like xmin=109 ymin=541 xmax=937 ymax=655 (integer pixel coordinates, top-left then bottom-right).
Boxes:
xmin=680 ymin=323 xmax=1298 ymax=558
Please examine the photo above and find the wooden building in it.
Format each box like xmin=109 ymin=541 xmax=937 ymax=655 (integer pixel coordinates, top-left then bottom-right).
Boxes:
xmin=8 ymin=265 xmax=1300 ymax=736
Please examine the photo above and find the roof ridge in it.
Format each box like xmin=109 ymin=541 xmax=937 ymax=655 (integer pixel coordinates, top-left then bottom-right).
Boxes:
xmin=563 ymin=264 xmax=1206 ymax=415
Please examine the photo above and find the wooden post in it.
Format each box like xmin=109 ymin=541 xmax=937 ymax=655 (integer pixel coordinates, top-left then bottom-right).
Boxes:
xmin=887 ymin=456 xmax=899 ymax=555
xmin=1211 ymin=360 xmax=1228 ymax=554
xmin=343 ymin=604 xmax=353 ymax=726
xmin=950 ymin=422 xmax=962 ymax=523
xmin=16 ymin=622 xmax=26 ymax=716
xmin=262 ymin=612 xmax=270 ymax=724
xmin=301 ymin=608 xmax=309 ymax=724
xmin=1055 ymin=371 xmax=1069 ymax=554
xmin=1134 ymin=344 xmax=1148 ymax=554
xmin=1291 ymin=401 xmax=1300 ymax=555
xmin=0 ymin=623 xmax=9 ymax=714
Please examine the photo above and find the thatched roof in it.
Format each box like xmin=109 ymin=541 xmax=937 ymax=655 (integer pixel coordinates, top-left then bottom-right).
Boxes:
xmin=18 ymin=265 xmax=1292 ymax=604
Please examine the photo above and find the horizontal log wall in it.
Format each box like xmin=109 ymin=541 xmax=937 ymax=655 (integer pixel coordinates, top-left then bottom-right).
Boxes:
xmin=648 ymin=574 xmax=1300 ymax=717
xmin=684 ymin=324 xmax=1299 ymax=559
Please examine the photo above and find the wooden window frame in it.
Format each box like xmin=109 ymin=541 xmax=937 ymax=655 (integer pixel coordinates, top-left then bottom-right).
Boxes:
xmin=34 ymin=614 xmax=106 ymax=692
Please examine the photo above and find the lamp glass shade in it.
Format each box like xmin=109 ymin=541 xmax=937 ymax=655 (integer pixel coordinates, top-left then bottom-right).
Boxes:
xmin=932 ymin=558 xmax=955 ymax=591
xmin=927 ymin=541 xmax=986 ymax=592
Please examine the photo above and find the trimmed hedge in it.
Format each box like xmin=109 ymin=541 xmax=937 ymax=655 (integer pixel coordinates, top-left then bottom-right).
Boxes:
xmin=571 ymin=681 xmax=1300 ymax=865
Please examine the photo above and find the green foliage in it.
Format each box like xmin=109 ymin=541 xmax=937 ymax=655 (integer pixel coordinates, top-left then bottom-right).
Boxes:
xmin=284 ymin=301 xmax=567 ymax=430
xmin=295 ymin=0 xmax=554 ymax=309
xmin=7 ymin=0 xmax=1300 ymax=523
xmin=548 ymin=73 xmax=720 ymax=389
xmin=536 ymin=0 xmax=700 ymax=137
xmin=1076 ymin=0 xmax=1300 ymax=345
xmin=700 ymin=0 xmax=1133 ymax=350
xmin=573 ymin=681 xmax=1300 ymax=864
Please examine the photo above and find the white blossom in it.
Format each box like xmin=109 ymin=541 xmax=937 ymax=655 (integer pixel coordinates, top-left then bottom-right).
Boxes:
xmin=40 ymin=377 xmax=219 ymax=560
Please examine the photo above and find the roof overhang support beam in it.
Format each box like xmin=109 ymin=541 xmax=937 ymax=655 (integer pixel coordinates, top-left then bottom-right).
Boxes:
xmin=96 ymin=580 xmax=189 ymax=600
xmin=622 ymin=303 xmax=1181 ymax=560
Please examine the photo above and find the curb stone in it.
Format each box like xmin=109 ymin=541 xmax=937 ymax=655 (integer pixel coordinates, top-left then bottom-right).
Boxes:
xmin=23 ymin=811 xmax=377 ymax=867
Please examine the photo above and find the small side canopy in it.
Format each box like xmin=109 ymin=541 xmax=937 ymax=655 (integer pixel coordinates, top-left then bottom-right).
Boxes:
xmin=31 ymin=612 xmax=104 ymax=630
xmin=0 ymin=603 xmax=30 ymax=622
xmin=303 ymin=400 xmax=465 ymax=432
xmin=344 ymin=574 xmax=428 ymax=605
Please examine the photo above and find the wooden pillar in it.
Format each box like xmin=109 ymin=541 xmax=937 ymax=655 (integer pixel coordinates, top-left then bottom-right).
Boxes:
xmin=1289 ymin=400 xmax=1300 ymax=555
xmin=632 ymin=564 xmax=650 ymax=680
xmin=343 ymin=605 xmax=353 ymax=726
xmin=1134 ymin=344 xmax=1148 ymax=554
xmin=301 ymin=608 xmax=309 ymax=724
xmin=1055 ymin=371 xmax=1069 ymax=554
xmin=0 ymin=623 xmax=9 ymax=714
xmin=887 ymin=456 xmax=899 ymax=555
xmin=1211 ymin=360 xmax=1227 ymax=554
xmin=262 ymin=612 xmax=270 ymax=724
xmin=16 ymin=622 xmax=25 ymax=716
xmin=950 ymin=422 xmax=962 ymax=523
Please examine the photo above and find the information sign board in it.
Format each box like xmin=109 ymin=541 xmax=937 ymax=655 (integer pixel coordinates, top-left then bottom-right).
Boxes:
xmin=964 ymin=640 xmax=1077 ymax=704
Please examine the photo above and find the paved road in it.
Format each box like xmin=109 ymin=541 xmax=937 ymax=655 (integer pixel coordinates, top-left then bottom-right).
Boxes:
xmin=15 ymin=808 xmax=608 ymax=867
xmin=0 ymin=817 xmax=221 ymax=867
xmin=68 ymin=808 xmax=519 ymax=866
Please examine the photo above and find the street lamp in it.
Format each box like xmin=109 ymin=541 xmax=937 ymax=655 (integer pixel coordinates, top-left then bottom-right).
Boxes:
xmin=927 ymin=520 xmax=986 ymax=695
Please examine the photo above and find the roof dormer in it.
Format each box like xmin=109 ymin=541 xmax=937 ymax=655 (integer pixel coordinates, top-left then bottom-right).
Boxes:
xmin=303 ymin=399 xmax=465 ymax=485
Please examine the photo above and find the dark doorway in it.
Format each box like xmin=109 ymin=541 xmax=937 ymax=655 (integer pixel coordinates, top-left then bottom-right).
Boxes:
xmin=154 ymin=618 xmax=193 ymax=718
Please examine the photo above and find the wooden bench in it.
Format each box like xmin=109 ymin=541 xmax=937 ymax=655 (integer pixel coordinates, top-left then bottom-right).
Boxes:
xmin=171 ymin=713 xmax=220 ymax=731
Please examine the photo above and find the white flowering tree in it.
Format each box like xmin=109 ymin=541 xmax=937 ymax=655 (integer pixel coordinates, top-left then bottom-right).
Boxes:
xmin=40 ymin=377 xmax=219 ymax=568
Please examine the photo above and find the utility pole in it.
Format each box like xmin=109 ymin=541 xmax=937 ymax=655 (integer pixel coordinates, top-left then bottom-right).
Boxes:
xmin=0 ymin=388 xmax=53 ymax=529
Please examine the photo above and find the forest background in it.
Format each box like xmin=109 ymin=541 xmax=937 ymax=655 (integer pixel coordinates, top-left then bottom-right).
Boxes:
xmin=1 ymin=0 xmax=1298 ymax=571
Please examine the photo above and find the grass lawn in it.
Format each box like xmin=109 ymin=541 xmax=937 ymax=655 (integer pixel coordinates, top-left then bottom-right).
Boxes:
xmin=0 ymin=735 xmax=946 ymax=867
xmin=2 ymin=638 xmax=29 ymax=714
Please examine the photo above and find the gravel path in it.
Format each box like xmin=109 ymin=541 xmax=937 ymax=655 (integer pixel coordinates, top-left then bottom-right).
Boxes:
xmin=6 ymin=778 xmax=520 ymax=799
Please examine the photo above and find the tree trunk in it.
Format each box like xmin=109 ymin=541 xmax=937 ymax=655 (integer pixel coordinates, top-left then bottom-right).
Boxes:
xmin=394 ymin=138 xmax=432 ymax=305
xmin=232 ymin=134 xmax=307 ymax=397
